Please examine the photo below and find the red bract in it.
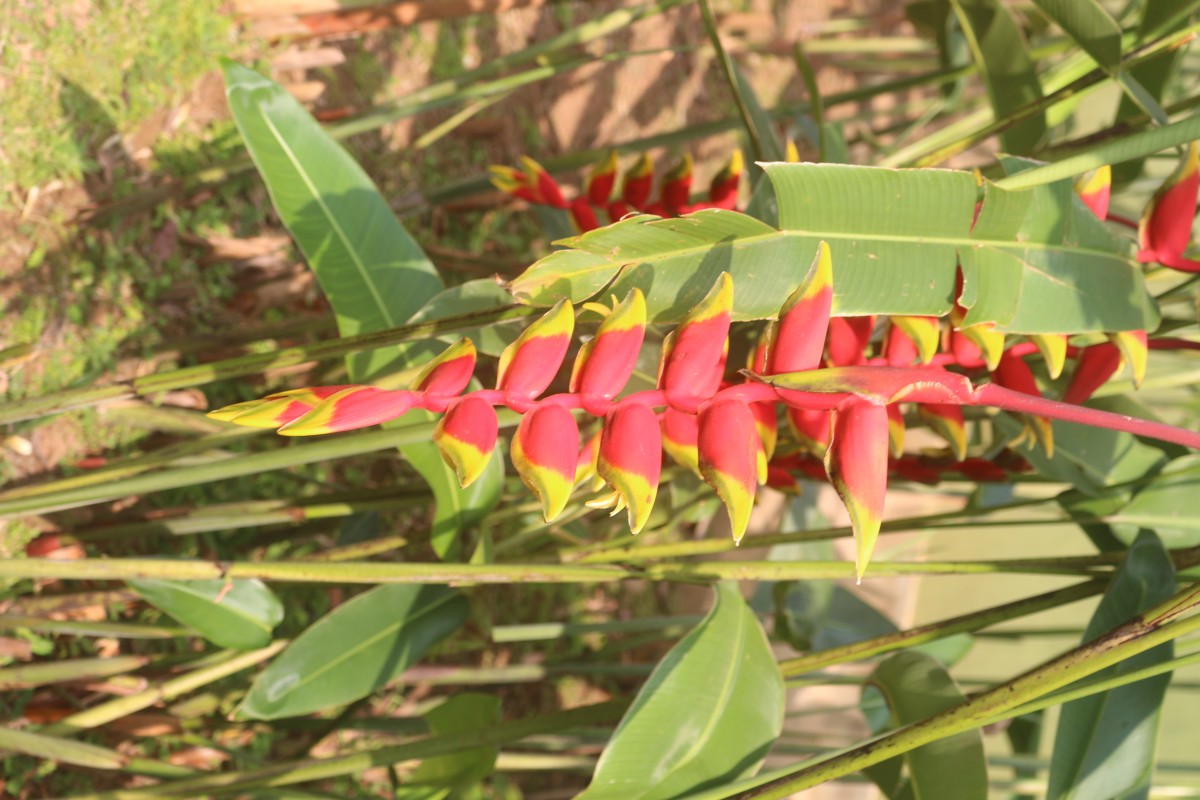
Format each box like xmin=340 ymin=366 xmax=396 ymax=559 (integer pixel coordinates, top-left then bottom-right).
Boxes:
xmin=596 ymin=403 xmax=663 ymax=534
xmin=698 ymin=398 xmax=760 ymax=544
xmin=708 ymin=149 xmax=743 ymax=210
xmin=658 ymin=272 xmax=733 ymax=409
xmin=497 ymin=300 xmax=574 ymax=404
xmin=768 ymin=242 xmax=833 ymax=374
xmin=434 ymin=396 xmax=499 ymax=488
xmin=569 ymin=196 xmax=600 ymax=233
xmin=587 ymin=151 xmax=618 ymax=206
xmin=512 ymin=404 xmax=579 ymax=522
xmin=411 ymin=339 xmax=476 ymax=398
xmin=825 ymin=400 xmax=889 ymax=582
xmin=211 ymin=243 xmax=1200 ymax=579
xmin=826 ymin=316 xmax=874 ymax=367
xmin=623 ymin=153 xmax=655 ymax=210
xmin=1075 ymin=165 xmax=1111 ymax=219
xmin=279 ymin=387 xmax=414 ymax=436
xmin=661 ymin=154 xmax=693 ymax=215
xmin=1139 ymin=142 xmax=1200 ymax=272
xmin=571 ymin=289 xmax=647 ymax=413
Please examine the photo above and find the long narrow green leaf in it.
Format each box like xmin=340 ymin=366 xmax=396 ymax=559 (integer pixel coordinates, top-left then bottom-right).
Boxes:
xmin=397 ymin=694 xmax=502 ymax=799
xmin=0 ymin=728 xmax=127 ymax=770
xmin=237 ymin=584 xmax=468 ymax=720
xmin=1046 ymin=530 xmax=1176 ymax=800
xmin=1032 ymin=0 xmax=1121 ymax=69
xmin=950 ymin=0 xmax=1046 ymax=153
xmin=576 ymin=582 xmax=783 ymax=800
xmin=869 ymin=651 xmax=988 ymax=800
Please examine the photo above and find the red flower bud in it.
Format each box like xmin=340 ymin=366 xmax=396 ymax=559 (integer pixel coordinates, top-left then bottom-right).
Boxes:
xmin=826 ymin=316 xmax=875 ymax=367
xmin=916 ymin=403 xmax=967 ymax=461
xmin=661 ymin=408 xmax=701 ymax=477
xmin=1063 ymin=342 xmax=1122 ymax=405
xmin=569 ymin=196 xmax=600 ymax=232
xmin=661 ymin=154 xmax=693 ymax=215
xmin=208 ymin=385 xmax=354 ymax=429
xmin=787 ymin=406 xmax=831 ymax=456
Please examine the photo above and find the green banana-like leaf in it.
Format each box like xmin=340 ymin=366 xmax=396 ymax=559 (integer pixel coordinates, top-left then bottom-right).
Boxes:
xmin=868 ymin=651 xmax=989 ymax=800
xmin=509 ymin=163 xmax=1156 ymax=333
xmin=577 ymin=582 xmax=784 ymax=800
xmin=128 ymin=577 xmax=283 ymax=650
xmin=950 ymin=0 xmax=1046 ymax=153
xmin=1046 ymin=530 xmax=1176 ymax=800
xmin=1031 ymin=0 xmax=1121 ymax=70
xmin=223 ymin=60 xmax=501 ymax=563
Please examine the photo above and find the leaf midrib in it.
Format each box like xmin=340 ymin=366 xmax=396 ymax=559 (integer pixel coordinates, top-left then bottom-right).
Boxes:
xmin=255 ymin=106 xmax=396 ymax=330
xmin=253 ymin=588 xmax=459 ymax=712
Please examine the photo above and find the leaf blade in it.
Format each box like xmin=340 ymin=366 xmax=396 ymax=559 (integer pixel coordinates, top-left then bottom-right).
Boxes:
xmin=128 ymin=577 xmax=283 ymax=650
xmin=237 ymin=584 xmax=468 ymax=720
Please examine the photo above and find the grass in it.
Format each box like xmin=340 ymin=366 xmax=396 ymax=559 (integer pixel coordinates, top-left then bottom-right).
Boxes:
xmin=0 ymin=0 xmax=233 ymax=192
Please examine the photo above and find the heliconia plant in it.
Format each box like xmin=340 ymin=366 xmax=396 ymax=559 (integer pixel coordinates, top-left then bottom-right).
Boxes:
xmin=210 ymin=242 xmax=1200 ymax=578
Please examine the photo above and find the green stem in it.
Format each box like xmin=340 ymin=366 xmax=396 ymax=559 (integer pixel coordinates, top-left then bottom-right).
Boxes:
xmin=67 ymin=700 xmax=629 ymax=799
xmin=42 ymin=641 xmax=287 ymax=735
xmin=0 ymin=656 xmax=151 ymax=690
xmin=699 ymin=0 xmax=768 ymax=162
xmin=491 ymin=614 xmax=703 ymax=643
xmin=0 ymin=616 xmax=189 ymax=639
xmin=778 ymin=579 xmax=1106 ymax=676
xmin=0 ymin=555 xmax=1114 ymax=586
xmin=737 ymin=582 xmax=1200 ymax=798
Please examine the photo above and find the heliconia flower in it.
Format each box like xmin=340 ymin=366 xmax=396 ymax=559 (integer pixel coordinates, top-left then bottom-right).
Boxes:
xmin=1062 ymin=342 xmax=1122 ymax=404
xmin=570 ymin=289 xmax=647 ymax=412
xmin=917 ymin=403 xmax=967 ymax=461
xmin=511 ymin=404 xmax=579 ymax=522
xmin=497 ymin=299 xmax=575 ymax=403
xmin=606 ymin=199 xmax=631 ymax=222
xmin=765 ymin=464 xmax=799 ymax=493
xmin=661 ymin=154 xmax=693 ymax=215
xmin=569 ymin=196 xmax=600 ymax=233
xmin=698 ymin=399 xmax=760 ymax=544
xmin=824 ymin=399 xmax=889 ymax=580
xmin=410 ymin=338 xmax=476 ymax=397
xmin=433 ymin=395 xmax=498 ymax=488
xmin=596 ymin=403 xmax=663 ymax=534
xmin=886 ymin=403 xmax=905 ymax=458
xmin=826 ymin=316 xmax=875 ymax=367
xmin=787 ymin=406 xmax=831 ymax=456
xmin=622 ymin=153 xmax=655 ymax=210
xmin=1029 ymin=333 xmax=1069 ymax=379
xmin=992 ymin=350 xmax=1053 ymax=457
xmin=207 ymin=385 xmax=353 ymax=428
xmin=889 ymin=316 xmax=941 ymax=365
xmin=1139 ymin=142 xmax=1200 ymax=272
xmin=767 ymin=241 xmax=833 ymax=374
xmin=658 ymin=272 xmax=733 ymax=408
xmin=519 ymin=155 xmax=567 ymax=209
xmin=1109 ymin=329 xmax=1148 ymax=389
xmin=587 ymin=151 xmax=619 ymax=206
xmin=953 ymin=324 xmax=1005 ymax=371
xmin=1074 ymin=164 xmax=1111 ymax=219
xmin=279 ymin=386 xmax=414 ymax=436
xmin=785 ymin=139 xmax=800 ymax=162
xmin=488 ymin=164 xmax=539 ymax=204
xmin=708 ymin=148 xmax=743 ymax=210
xmin=661 ymin=408 xmax=701 ymax=477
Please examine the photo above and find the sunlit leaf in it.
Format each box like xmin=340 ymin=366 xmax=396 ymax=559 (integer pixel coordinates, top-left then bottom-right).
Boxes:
xmin=237 ymin=584 xmax=467 ymax=720
xmin=396 ymin=693 xmax=501 ymax=800
xmin=1046 ymin=530 xmax=1176 ymax=800
xmin=577 ymin=582 xmax=784 ymax=800
xmin=128 ymin=577 xmax=283 ymax=650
